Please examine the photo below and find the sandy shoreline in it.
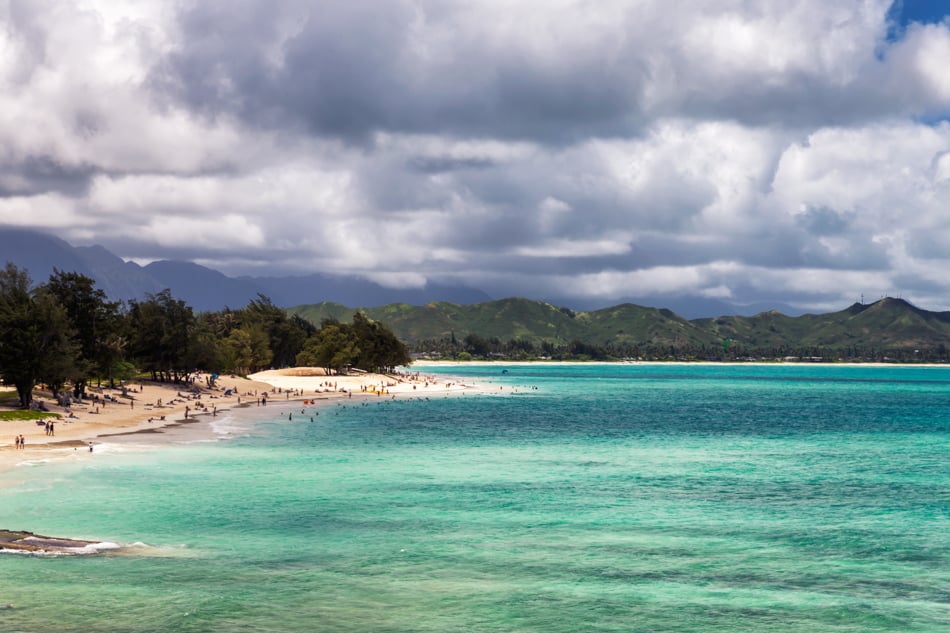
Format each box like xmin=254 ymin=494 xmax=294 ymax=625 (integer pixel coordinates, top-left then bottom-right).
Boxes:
xmin=0 ymin=367 xmax=480 ymax=475
xmin=5 ymin=359 xmax=943 ymax=474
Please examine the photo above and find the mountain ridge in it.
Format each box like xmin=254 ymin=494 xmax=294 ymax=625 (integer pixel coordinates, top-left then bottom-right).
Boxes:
xmin=288 ymin=296 xmax=950 ymax=356
xmin=4 ymin=227 xmax=948 ymax=353
xmin=1 ymin=227 xmax=815 ymax=318
xmin=0 ymin=227 xmax=491 ymax=310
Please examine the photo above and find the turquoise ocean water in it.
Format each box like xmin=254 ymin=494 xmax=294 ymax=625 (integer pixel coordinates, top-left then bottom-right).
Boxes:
xmin=0 ymin=364 xmax=947 ymax=632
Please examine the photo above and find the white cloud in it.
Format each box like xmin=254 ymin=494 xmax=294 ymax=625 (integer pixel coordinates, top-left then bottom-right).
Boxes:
xmin=3 ymin=1 xmax=950 ymax=313
xmin=143 ymin=213 xmax=265 ymax=251
xmin=888 ymin=22 xmax=950 ymax=105
xmin=0 ymin=193 xmax=80 ymax=227
xmin=514 ymin=236 xmax=633 ymax=258
xmin=772 ymin=122 xmax=950 ymax=244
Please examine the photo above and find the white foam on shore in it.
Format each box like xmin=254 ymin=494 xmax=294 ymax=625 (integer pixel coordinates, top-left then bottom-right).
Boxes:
xmin=83 ymin=442 xmax=126 ymax=454
xmin=15 ymin=458 xmax=56 ymax=468
xmin=0 ymin=538 xmax=201 ymax=558
xmin=76 ymin=541 xmax=120 ymax=554
xmin=119 ymin=542 xmax=200 ymax=558
xmin=209 ymin=412 xmax=253 ymax=437
xmin=0 ymin=547 xmax=34 ymax=556
xmin=3 ymin=538 xmax=122 ymax=557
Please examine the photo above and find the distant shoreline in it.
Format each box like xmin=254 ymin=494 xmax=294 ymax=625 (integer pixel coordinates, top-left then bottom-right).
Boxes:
xmin=414 ymin=359 xmax=950 ymax=368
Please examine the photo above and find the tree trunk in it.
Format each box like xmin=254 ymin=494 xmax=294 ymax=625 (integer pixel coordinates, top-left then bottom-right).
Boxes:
xmin=16 ymin=383 xmax=32 ymax=409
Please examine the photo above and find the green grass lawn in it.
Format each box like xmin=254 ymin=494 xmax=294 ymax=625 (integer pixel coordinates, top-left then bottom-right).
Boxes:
xmin=0 ymin=390 xmax=61 ymax=421
xmin=0 ymin=410 xmax=61 ymax=421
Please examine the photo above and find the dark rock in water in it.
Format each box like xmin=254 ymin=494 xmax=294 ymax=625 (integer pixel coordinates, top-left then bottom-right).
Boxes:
xmin=0 ymin=530 xmax=118 ymax=555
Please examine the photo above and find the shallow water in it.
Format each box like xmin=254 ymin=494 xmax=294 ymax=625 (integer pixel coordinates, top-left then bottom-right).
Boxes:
xmin=0 ymin=364 xmax=947 ymax=632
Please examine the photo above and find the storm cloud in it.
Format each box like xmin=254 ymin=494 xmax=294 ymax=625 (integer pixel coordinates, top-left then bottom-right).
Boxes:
xmin=2 ymin=0 xmax=950 ymax=314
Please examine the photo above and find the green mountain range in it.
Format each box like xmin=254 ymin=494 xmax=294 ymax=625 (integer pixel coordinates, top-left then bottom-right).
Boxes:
xmin=289 ymin=296 xmax=950 ymax=356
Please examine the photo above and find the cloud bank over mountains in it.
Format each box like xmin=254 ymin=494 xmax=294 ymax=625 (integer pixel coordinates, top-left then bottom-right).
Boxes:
xmin=2 ymin=1 xmax=950 ymax=312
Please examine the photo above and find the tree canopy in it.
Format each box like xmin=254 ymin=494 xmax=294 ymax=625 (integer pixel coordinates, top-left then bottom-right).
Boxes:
xmin=295 ymin=312 xmax=410 ymax=375
xmin=0 ymin=262 xmax=412 ymax=407
xmin=0 ymin=264 xmax=76 ymax=407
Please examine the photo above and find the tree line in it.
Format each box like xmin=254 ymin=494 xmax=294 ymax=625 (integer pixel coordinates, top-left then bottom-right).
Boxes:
xmin=0 ymin=263 xmax=410 ymax=408
xmin=411 ymin=333 xmax=950 ymax=363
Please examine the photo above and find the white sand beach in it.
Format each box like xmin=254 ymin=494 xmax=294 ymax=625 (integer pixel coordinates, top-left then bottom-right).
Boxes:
xmin=0 ymin=367 xmax=480 ymax=473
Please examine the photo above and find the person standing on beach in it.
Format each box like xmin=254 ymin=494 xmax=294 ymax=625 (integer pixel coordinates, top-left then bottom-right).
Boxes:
xmin=49 ymin=422 xmax=54 ymax=437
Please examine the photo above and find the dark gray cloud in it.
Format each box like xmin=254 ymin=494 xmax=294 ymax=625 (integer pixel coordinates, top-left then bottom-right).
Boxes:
xmin=0 ymin=157 xmax=95 ymax=198
xmin=152 ymin=1 xmax=950 ymax=144
xmin=796 ymin=207 xmax=852 ymax=236
xmin=154 ymin=0 xmax=651 ymax=144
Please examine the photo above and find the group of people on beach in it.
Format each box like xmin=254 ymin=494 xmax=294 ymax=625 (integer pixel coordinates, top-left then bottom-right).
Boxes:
xmin=13 ymin=434 xmax=25 ymax=449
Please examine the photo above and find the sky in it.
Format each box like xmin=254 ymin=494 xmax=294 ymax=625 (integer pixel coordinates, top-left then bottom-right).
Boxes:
xmin=2 ymin=0 xmax=950 ymax=314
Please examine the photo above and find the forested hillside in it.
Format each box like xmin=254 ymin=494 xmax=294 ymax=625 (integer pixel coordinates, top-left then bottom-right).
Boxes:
xmin=290 ymin=297 xmax=950 ymax=362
